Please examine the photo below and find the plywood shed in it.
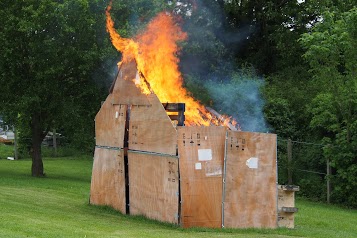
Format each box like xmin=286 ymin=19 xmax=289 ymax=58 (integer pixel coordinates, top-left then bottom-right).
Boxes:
xmin=90 ymin=60 xmax=294 ymax=229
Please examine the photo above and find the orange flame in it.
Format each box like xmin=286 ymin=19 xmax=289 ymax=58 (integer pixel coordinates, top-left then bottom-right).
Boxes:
xmin=106 ymin=4 xmax=237 ymax=128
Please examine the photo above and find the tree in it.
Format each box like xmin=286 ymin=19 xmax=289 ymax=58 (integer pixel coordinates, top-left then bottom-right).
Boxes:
xmin=178 ymin=0 xmax=230 ymax=78
xmin=300 ymin=7 xmax=357 ymax=206
xmin=0 ymin=0 xmax=105 ymax=176
xmin=221 ymin=0 xmax=325 ymax=75
xmin=109 ymin=0 xmax=173 ymax=37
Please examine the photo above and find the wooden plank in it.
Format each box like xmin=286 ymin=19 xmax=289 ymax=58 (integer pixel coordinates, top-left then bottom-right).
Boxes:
xmin=278 ymin=185 xmax=300 ymax=192
xmin=277 ymin=186 xmax=295 ymax=209
xmin=279 ymin=207 xmax=298 ymax=213
xmin=128 ymin=151 xmax=179 ymax=224
xmin=111 ymin=60 xmax=150 ymax=106
xmin=277 ymin=185 xmax=297 ymax=228
xmin=224 ymin=131 xmax=277 ymax=228
xmin=90 ymin=147 xmax=126 ymax=214
xmin=95 ymin=94 xmax=126 ymax=148
xmin=129 ymin=94 xmax=177 ymax=155
xmin=178 ymin=126 xmax=226 ymax=228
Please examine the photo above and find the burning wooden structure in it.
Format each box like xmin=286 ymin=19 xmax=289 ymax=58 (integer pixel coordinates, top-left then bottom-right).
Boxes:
xmin=89 ymin=61 xmax=298 ymax=228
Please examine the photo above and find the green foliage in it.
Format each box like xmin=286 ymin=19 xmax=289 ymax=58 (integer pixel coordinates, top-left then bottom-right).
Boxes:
xmin=263 ymin=65 xmax=315 ymax=139
xmin=308 ymin=93 xmax=342 ymax=136
xmin=0 ymin=0 xmax=109 ymax=174
xmin=323 ymin=126 xmax=357 ymax=207
xmin=264 ymin=98 xmax=296 ymax=138
xmin=222 ymin=0 xmax=321 ymax=74
xmin=179 ymin=0 xmax=229 ymax=77
xmin=300 ymin=7 xmax=357 ymax=207
xmin=261 ymin=4 xmax=357 ymax=207
xmin=298 ymin=174 xmax=326 ymax=201
xmin=109 ymin=0 xmax=173 ymax=37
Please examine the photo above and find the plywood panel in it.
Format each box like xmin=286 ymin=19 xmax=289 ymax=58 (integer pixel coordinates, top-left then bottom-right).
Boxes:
xmin=128 ymin=152 xmax=179 ymax=224
xmin=111 ymin=60 xmax=150 ymax=106
xmin=224 ymin=131 xmax=277 ymax=228
xmin=95 ymin=94 xmax=126 ymax=148
xmin=90 ymin=147 xmax=126 ymax=214
xmin=129 ymin=94 xmax=177 ymax=155
xmin=178 ymin=126 xmax=226 ymax=228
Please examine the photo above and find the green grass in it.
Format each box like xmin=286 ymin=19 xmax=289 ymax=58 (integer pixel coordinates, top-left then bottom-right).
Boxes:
xmin=0 ymin=144 xmax=357 ymax=237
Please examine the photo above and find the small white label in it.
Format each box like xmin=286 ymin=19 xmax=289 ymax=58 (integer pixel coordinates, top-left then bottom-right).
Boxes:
xmin=195 ymin=163 xmax=202 ymax=170
xmin=246 ymin=157 xmax=258 ymax=169
xmin=198 ymin=149 xmax=212 ymax=161
xmin=205 ymin=165 xmax=222 ymax=176
xmin=115 ymin=111 xmax=119 ymax=118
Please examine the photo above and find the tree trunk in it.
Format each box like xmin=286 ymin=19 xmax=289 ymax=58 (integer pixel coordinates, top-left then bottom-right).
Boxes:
xmin=31 ymin=112 xmax=45 ymax=177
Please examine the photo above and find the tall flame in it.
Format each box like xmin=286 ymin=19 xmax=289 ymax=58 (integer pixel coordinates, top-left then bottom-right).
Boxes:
xmin=106 ymin=4 xmax=237 ymax=127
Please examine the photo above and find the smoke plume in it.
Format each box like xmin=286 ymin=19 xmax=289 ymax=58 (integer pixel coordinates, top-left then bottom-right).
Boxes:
xmin=176 ymin=0 xmax=269 ymax=132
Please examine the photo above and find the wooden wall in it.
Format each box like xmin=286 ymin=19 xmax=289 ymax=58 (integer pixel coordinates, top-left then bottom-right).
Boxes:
xmin=223 ymin=131 xmax=277 ymax=228
xmin=95 ymin=94 xmax=126 ymax=148
xmin=91 ymin=59 xmax=178 ymax=220
xmin=129 ymin=94 xmax=177 ymax=155
xmin=90 ymin=147 xmax=126 ymax=214
xmin=128 ymin=152 xmax=179 ymax=224
xmin=178 ymin=126 xmax=226 ymax=228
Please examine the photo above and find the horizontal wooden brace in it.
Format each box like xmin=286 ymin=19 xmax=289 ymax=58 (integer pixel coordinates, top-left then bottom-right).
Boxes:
xmin=279 ymin=207 xmax=298 ymax=213
xmin=162 ymin=103 xmax=185 ymax=112
xmin=277 ymin=185 xmax=300 ymax=191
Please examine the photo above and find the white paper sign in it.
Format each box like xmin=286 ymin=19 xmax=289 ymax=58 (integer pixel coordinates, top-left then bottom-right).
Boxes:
xmin=198 ymin=149 xmax=212 ymax=161
xmin=195 ymin=163 xmax=202 ymax=170
xmin=246 ymin=157 xmax=259 ymax=169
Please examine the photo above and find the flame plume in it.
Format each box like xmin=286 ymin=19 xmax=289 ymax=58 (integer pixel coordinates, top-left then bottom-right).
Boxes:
xmin=106 ymin=3 xmax=237 ymax=128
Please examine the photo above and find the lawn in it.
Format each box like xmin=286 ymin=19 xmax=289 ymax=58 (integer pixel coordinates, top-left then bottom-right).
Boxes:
xmin=0 ymin=144 xmax=356 ymax=238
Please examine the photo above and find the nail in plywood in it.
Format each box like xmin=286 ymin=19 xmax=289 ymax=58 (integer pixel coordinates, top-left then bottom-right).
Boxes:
xmin=128 ymin=151 xmax=179 ymax=224
xmin=129 ymin=94 xmax=177 ymax=155
xmin=111 ymin=60 xmax=150 ymax=106
xmin=90 ymin=147 xmax=126 ymax=214
xmin=277 ymin=185 xmax=299 ymax=228
xmin=224 ymin=131 xmax=277 ymax=228
xmin=178 ymin=126 xmax=226 ymax=228
xmin=95 ymin=95 xmax=126 ymax=148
